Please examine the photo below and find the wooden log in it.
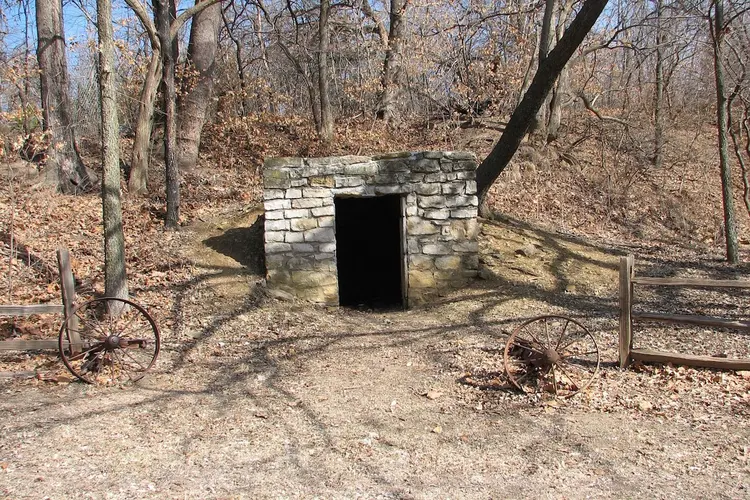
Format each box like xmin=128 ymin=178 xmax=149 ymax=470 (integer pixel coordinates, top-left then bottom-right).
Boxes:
xmin=57 ymin=249 xmax=80 ymax=354
xmin=632 ymin=277 xmax=750 ymax=289
xmin=0 ymin=339 xmax=59 ymax=350
xmin=632 ymin=311 xmax=750 ymax=331
xmin=0 ymin=304 xmax=64 ymax=316
xmin=619 ymin=255 xmax=634 ymax=368
xmin=630 ymin=348 xmax=750 ymax=371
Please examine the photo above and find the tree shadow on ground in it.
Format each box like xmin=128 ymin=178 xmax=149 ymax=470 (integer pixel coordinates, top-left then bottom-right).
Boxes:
xmin=202 ymin=216 xmax=266 ymax=274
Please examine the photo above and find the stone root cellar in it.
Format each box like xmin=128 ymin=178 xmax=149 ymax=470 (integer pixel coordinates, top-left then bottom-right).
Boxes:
xmin=263 ymin=152 xmax=479 ymax=307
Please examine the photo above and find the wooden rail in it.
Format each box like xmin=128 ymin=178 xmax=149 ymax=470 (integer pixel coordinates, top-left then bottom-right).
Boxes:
xmin=619 ymin=255 xmax=750 ymax=371
xmin=0 ymin=249 xmax=79 ymax=352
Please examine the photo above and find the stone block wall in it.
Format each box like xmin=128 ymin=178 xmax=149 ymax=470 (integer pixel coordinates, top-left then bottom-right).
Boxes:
xmin=263 ymin=152 xmax=479 ymax=306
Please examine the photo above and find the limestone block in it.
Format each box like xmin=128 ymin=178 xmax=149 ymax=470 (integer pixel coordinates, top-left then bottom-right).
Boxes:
xmin=292 ymin=198 xmax=324 ymax=209
xmin=424 ymin=173 xmax=447 ymax=183
xmin=320 ymin=243 xmax=336 ymax=253
xmin=291 ymin=179 xmax=308 ymax=187
xmin=266 ymin=242 xmax=292 ymax=253
xmin=454 ymin=171 xmax=475 ymax=180
xmin=265 ymin=254 xmax=286 ymax=266
xmin=265 ymin=189 xmax=285 ymax=200
xmin=314 ymin=253 xmax=335 ymax=260
xmin=312 ymin=205 xmax=335 ymax=217
xmin=411 ymin=159 xmax=440 ymax=173
xmin=418 ymin=151 xmax=444 ymax=159
xmin=264 ymin=199 xmax=291 ymax=211
xmin=435 ymin=255 xmax=462 ymax=270
xmin=374 ymin=185 xmax=404 ymax=195
xmin=292 ymin=243 xmax=315 ymax=253
xmin=377 ymin=159 xmax=410 ymax=172
xmin=453 ymin=160 xmax=477 ymax=171
xmin=309 ymin=155 xmax=370 ymax=166
xmin=344 ymin=162 xmax=379 ymax=176
xmin=318 ymin=216 xmax=335 ymax=227
xmin=407 ymin=218 xmax=439 ymax=235
xmin=264 ymin=231 xmax=285 ymax=243
xmin=422 ymin=243 xmax=451 ymax=255
xmin=465 ymin=181 xmax=477 ymax=194
xmin=407 ymin=239 xmax=421 ymax=253
xmin=267 ymin=268 xmax=291 ymax=282
xmin=304 ymin=228 xmax=335 ymax=242
xmin=310 ymin=176 xmax=335 ymax=187
xmin=441 ymin=182 xmax=464 ymax=195
xmin=265 ymin=210 xmax=284 ymax=220
xmin=285 ymin=232 xmax=305 ymax=243
xmin=446 ymin=195 xmax=478 ymax=208
xmin=418 ymin=196 xmax=446 ymax=209
xmin=285 ymin=189 xmax=303 ymax=199
xmin=445 ymin=151 xmax=476 ymax=161
xmin=409 ymin=254 xmax=435 ymax=270
xmin=265 ymin=157 xmax=303 ymax=169
xmin=291 ymin=270 xmax=337 ymax=287
xmin=409 ymin=270 xmax=436 ymax=288
xmin=415 ymin=183 xmax=440 ymax=195
xmin=465 ymin=219 xmax=480 ymax=239
xmin=263 ymin=168 xmax=291 ymax=189
xmin=423 ymin=209 xmax=450 ymax=220
xmin=334 ymin=176 xmax=364 ymax=188
xmin=333 ymin=186 xmax=367 ymax=196
xmin=406 ymin=205 xmax=418 ymax=216
xmin=290 ymin=218 xmax=318 ymax=231
xmin=285 ymin=257 xmax=308 ymax=269
xmin=450 ymin=208 xmax=476 ymax=219
xmin=373 ymin=151 xmax=412 ymax=160
xmin=303 ymin=187 xmax=331 ymax=198
xmin=284 ymin=208 xmax=310 ymax=219
xmin=372 ymin=173 xmax=397 ymax=184
xmin=265 ymin=219 xmax=290 ymax=231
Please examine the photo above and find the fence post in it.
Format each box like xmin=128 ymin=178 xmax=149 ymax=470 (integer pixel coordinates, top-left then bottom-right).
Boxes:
xmin=619 ymin=255 xmax=634 ymax=368
xmin=57 ymin=249 xmax=80 ymax=354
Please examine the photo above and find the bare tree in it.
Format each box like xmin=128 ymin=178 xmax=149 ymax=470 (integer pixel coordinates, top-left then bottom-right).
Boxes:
xmin=97 ymin=0 xmax=128 ymax=301
xmin=317 ymin=0 xmax=334 ymax=142
xmin=709 ymin=0 xmax=739 ymax=264
xmin=36 ymin=0 xmax=92 ymax=193
xmin=377 ymin=0 xmax=408 ymax=123
xmin=177 ymin=0 xmax=222 ymax=171
xmin=476 ymin=0 xmax=609 ymax=204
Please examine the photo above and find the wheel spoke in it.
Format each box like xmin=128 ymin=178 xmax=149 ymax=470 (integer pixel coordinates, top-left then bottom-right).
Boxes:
xmin=555 ymin=319 xmax=570 ymax=350
xmin=551 ymin=365 xmax=559 ymax=395
xmin=509 ymin=338 xmax=546 ymax=356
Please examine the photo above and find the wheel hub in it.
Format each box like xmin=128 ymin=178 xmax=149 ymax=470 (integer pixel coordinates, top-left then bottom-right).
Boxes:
xmin=543 ymin=348 xmax=561 ymax=366
xmin=105 ymin=335 xmax=121 ymax=350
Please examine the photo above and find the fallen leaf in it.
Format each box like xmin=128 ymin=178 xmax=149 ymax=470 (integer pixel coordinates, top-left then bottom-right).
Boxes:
xmin=432 ymin=426 xmax=442 ymax=434
xmin=425 ymin=390 xmax=443 ymax=400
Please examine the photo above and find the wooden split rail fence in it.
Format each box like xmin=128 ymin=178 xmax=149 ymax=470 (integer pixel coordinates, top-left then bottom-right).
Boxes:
xmin=619 ymin=255 xmax=750 ymax=370
xmin=0 ymin=249 xmax=80 ymax=352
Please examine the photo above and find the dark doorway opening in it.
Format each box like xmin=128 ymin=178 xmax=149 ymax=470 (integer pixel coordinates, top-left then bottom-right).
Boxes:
xmin=335 ymin=195 xmax=403 ymax=309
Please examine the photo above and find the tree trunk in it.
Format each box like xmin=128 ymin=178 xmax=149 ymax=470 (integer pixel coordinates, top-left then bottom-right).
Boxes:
xmin=377 ymin=0 xmax=407 ymax=123
xmin=317 ymin=0 xmax=334 ymax=142
xmin=711 ymin=0 xmax=739 ymax=264
xmin=653 ymin=0 xmax=665 ymax=168
xmin=531 ymin=0 xmax=555 ymax=139
xmin=128 ymin=50 xmax=161 ymax=195
xmin=476 ymin=0 xmax=609 ymax=203
xmin=36 ymin=0 xmax=92 ymax=193
xmin=155 ymin=0 xmax=179 ymax=228
xmin=177 ymin=0 xmax=222 ymax=171
xmin=97 ymin=0 xmax=128 ymax=303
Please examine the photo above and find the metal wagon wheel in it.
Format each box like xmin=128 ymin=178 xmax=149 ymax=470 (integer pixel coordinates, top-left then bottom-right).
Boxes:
xmin=58 ymin=297 xmax=160 ymax=385
xmin=504 ymin=315 xmax=600 ymax=398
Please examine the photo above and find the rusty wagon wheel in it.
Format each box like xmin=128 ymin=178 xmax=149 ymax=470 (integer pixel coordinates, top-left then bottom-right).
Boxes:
xmin=58 ymin=297 xmax=160 ymax=385
xmin=504 ymin=315 xmax=599 ymax=398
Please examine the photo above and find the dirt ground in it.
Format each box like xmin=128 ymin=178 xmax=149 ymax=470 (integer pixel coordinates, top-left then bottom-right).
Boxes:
xmin=2 ymin=213 xmax=750 ymax=499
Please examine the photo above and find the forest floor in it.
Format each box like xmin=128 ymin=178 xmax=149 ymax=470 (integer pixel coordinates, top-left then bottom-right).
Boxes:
xmin=1 ymin=119 xmax=750 ymax=498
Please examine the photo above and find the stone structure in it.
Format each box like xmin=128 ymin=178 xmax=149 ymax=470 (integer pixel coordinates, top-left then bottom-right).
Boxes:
xmin=263 ymin=152 xmax=479 ymax=306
